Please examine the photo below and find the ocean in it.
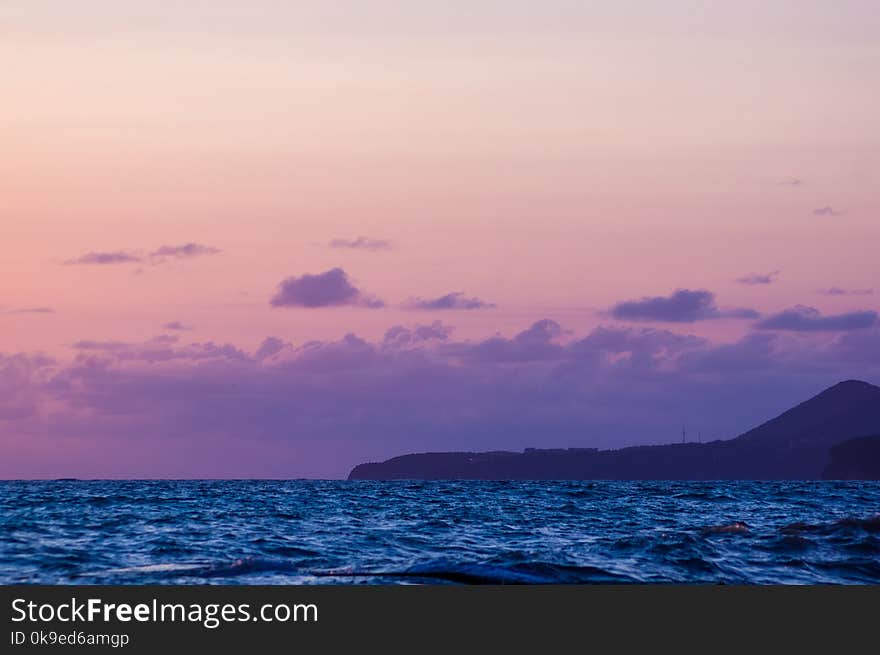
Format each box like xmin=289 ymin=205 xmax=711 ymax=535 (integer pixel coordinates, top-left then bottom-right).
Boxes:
xmin=2 ymin=480 xmax=879 ymax=584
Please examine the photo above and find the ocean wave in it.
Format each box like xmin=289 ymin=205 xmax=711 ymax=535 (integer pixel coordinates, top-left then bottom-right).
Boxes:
xmin=3 ymin=480 xmax=879 ymax=585
xmin=781 ymin=513 xmax=880 ymax=536
xmin=313 ymin=560 xmax=636 ymax=585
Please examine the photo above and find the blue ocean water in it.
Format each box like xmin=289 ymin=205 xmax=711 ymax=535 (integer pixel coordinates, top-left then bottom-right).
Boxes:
xmin=1 ymin=480 xmax=879 ymax=584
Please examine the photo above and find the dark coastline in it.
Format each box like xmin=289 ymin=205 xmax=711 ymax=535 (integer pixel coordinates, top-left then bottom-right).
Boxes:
xmin=349 ymin=380 xmax=880 ymax=480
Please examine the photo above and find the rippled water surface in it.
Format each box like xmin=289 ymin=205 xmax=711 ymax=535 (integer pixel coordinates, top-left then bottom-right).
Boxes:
xmin=2 ymin=480 xmax=879 ymax=584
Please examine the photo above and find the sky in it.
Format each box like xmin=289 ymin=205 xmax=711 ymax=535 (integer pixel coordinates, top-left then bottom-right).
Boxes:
xmin=2 ymin=1 xmax=879 ymax=478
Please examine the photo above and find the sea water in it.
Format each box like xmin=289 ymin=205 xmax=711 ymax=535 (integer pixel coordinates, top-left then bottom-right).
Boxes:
xmin=2 ymin=480 xmax=878 ymax=584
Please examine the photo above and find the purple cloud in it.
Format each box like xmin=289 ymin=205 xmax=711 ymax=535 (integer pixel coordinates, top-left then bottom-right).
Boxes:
xmin=270 ymin=268 xmax=384 ymax=309
xmin=71 ymin=340 xmax=132 ymax=352
xmin=779 ymin=178 xmax=804 ymax=187
xmin=404 ymin=292 xmax=495 ymax=311
xmin=383 ymin=321 xmax=453 ymax=347
xmin=831 ymin=329 xmax=880 ymax=365
xmin=813 ymin=206 xmax=844 ymax=217
xmin=0 ymin=352 xmax=56 ymax=421
xmin=329 ymin=237 xmax=392 ymax=251
xmin=3 ymin=320 xmax=880 ymax=478
xmin=736 ymin=270 xmax=780 ymax=286
xmin=679 ymin=332 xmax=778 ymax=374
xmin=817 ymin=287 xmax=874 ymax=297
xmin=64 ymin=243 xmax=220 ymax=267
xmin=441 ymin=319 xmax=567 ymax=363
xmin=149 ymin=243 xmax=221 ymax=260
xmin=162 ymin=321 xmax=193 ymax=331
xmin=68 ymin=335 xmax=248 ymax=364
xmin=755 ymin=305 xmax=878 ymax=332
xmin=610 ymin=289 xmax=759 ymax=323
xmin=63 ymin=251 xmax=142 ymax=265
xmin=280 ymin=333 xmax=379 ymax=373
xmin=412 ymin=321 xmax=453 ymax=341
xmin=255 ymin=336 xmax=287 ymax=360
xmin=4 ymin=307 xmax=55 ymax=315
xmin=570 ymin=326 xmax=705 ymax=360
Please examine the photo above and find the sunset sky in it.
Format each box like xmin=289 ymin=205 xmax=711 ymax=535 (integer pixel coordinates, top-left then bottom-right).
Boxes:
xmin=2 ymin=2 xmax=879 ymax=477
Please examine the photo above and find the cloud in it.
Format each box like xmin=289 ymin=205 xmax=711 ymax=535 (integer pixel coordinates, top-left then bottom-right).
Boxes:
xmin=67 ymin=335 xmax=248 ymax=364
xmin=445 ymin=319 xmax=566 ymax=363
xmin=779 ymin=178 xmax=804 ymax=187
xmin=270 ymin=268 xmax=384 ymax=308
xmin=816 ymin=287 xmax=874 ymax=297
xmin=255 ymin=336 xmax=288 ymax=360
xmin=736 ymin=270 xmax=780 ymax=286
xmin=63 ymin=251 xmax=142 ymax=265
xmin=71 ymin=340 xmax=132 ymax=352
xmin=516 ymin=318 xmax=563 ymax=344
xmin=569 ymin=326 xmax=706 ymax=360
xmin=755 ymin=305 xmax=878 ymax=332
xmin=149 ymin=243 xmax=221 ymax=260
xmin=404 ymin=292 xmax=496 ymax=311
xmin=272 ymin=333 xmax=379 ymax=373
xmin=162 ymin=321 xmax=194 ymax=331
xmin=610 ymin=289 xmax=759 ymax=323
xmin=4 ymin=307 xmax=55 ymax=315
xmin=831 ymin=329 xmax=880 ymax=365
xmin=0 ymin=352 xmax=56 ymax=421
xmin=3 ymin=320 xmax=879 ymax=478
xmin=328 ymin=237 xmax=392 ymax=251
xmin=679 ymin=332 xmax=778 ymax=374
xmin=813 ymin=206 xmax=844 ymax=216
xmin=63 ymin=243 xmax=220 ymax=267
xmin=383 ymin=321 xmax=453 ymax=347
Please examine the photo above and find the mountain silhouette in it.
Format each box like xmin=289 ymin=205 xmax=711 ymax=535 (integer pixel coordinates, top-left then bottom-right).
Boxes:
xmin=348 ymin=380 xmax=880 ymax=480
xmin=822 ymin=435 xmax=880 ymax=480
xmin=735 ymin=380 xmax=880 ymax=449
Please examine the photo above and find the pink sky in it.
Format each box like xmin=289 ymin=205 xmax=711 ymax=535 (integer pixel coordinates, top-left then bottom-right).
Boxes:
xmin=2 ymin=2 xmax=879 ymax=477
